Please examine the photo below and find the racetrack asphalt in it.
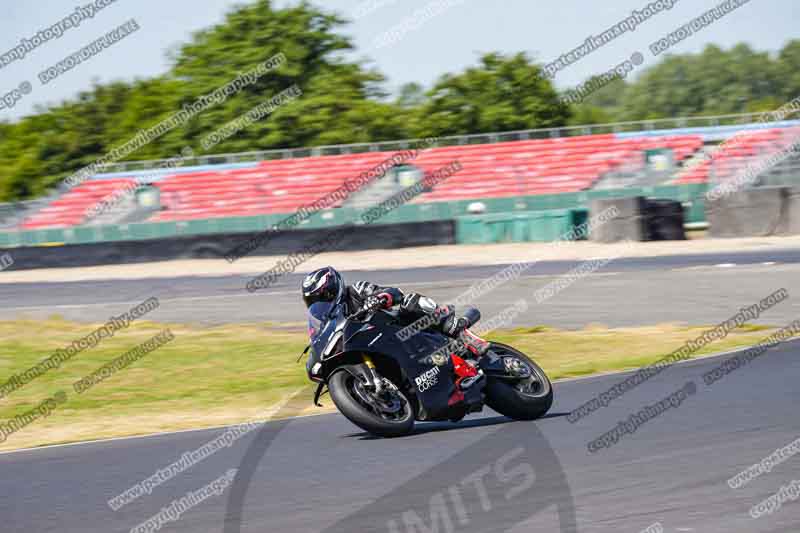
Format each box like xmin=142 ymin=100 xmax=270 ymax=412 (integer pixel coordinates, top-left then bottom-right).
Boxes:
xmin=1 ymin=248 xmax=799 ymax=328
xmin=2 ymin=339 xmax=799 ymax=532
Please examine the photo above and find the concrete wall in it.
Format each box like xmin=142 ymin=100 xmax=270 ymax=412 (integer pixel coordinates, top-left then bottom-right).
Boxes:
xmin=0 ymin=221 xmax=455 ymax=271
xmin=706 ymin=187 xmax=800 ymax=238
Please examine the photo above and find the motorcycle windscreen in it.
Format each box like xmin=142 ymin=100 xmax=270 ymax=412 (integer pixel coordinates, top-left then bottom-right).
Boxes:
xmin=307 ymin=301 xmax=333 ymax=339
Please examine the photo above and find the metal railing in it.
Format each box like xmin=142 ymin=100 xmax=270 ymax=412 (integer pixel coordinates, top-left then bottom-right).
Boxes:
xmin=96 ymin=111 xmax=789 ymax=175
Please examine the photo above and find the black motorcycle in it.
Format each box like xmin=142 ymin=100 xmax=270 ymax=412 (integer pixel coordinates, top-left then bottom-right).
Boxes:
xmin=303 ymin=289 xmax=553 ymax=437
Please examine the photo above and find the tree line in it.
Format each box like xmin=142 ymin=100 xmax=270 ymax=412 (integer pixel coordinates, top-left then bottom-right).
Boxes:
xmin=0 ymin=0 xmax=797 ymax=201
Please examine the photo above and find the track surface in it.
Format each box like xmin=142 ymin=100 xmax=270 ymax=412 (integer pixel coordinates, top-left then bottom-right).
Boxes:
xmin=2 ymin=340 xmax=799 ymax=532
xmin=1 ymin=248 xmax=800 ymax=327
xmin=3 ymin=248 xmax=800 ymax=531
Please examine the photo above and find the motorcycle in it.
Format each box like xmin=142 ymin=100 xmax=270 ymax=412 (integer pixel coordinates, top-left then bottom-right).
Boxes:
xmin=303 ymin=291 xmax=553 ymax=437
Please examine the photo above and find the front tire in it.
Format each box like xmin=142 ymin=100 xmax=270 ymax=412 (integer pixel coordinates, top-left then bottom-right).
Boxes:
xmin=484 ymin=342 xmax=553 ymax=421
xmin=328 ymin=369 xmax=415 ymax=437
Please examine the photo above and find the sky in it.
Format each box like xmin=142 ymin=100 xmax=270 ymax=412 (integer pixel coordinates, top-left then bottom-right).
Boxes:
xmin=0 ymin=0 xmax=796 ymax=121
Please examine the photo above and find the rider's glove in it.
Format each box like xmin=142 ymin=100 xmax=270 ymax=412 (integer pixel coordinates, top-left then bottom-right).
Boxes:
xmin=362 ymin=293 xmax=390 ymax=314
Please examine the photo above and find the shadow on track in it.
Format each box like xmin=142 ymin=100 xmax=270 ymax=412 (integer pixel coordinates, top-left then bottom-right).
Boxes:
xmin=341 ymin=412 xmax=571 ymax=440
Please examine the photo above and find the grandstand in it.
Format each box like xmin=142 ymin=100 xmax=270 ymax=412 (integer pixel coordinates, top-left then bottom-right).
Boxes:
xmin=676 ymin=126 xmax=800 ymax=186
xmin=16 ymin=117 xmax=800 ymax=231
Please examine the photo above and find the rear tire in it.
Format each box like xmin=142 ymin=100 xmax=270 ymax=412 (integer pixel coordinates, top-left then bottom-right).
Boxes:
xmin=328 ymin=370 xmax=415 ymax=437
xmin=484 ymin=342 xmax=553 ymax=421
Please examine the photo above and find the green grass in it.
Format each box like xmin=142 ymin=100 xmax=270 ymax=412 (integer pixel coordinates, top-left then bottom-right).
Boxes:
xmin=0 ymin=318 xmax=792 ymax=451
xmin=490 ymin=323 xmax=782 ymax=379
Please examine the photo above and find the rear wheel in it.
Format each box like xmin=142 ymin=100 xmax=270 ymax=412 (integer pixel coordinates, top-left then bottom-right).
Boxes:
xmin=328 ymin=369 xmax=415 ymax=437
xmin=484 ymin=342 xmax=553 ymax=420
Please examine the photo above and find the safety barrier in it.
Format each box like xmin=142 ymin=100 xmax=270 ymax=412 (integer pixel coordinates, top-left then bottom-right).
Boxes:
xmin=707 ymin=186 xmax=800 ymax=237
xmin=0 ymin=221 xmax=456 ymax=270
xmin=589 ymin=197 xmax=685 ymax=243
xmin=456 ymin=209 xmax=588 ymax=244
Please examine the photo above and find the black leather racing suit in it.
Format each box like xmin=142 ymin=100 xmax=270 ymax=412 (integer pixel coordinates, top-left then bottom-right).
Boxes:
xmin=345 ymin=281 xmax=455 ymax=335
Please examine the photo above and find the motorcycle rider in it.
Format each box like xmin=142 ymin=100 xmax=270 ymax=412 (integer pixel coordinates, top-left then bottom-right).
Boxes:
xmin=301 ymin=266 xmax=489 ymax=361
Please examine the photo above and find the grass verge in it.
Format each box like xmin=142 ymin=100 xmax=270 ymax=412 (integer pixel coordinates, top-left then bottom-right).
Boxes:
xmin=0 ymin=318 xmax=792 ymax=451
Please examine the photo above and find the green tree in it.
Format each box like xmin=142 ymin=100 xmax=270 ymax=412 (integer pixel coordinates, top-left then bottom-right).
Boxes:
xmin=396 ymin=82 xmax=426 ymax=109
xmin=584 ymin=42 xmax=792 ymax=122
xmin=776 ymin=40 xmax=800 ymax=103
xmin=0 ymin=0 xmax=796 ymax=205
xmin=0 ymin=0 xmax=411 ymax=200
xmin=413 ymin=52 xmax=571 ymax=137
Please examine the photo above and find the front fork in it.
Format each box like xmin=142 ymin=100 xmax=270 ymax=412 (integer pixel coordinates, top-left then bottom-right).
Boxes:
xmin=315 ymin=356 xmax=381 ymax=407
xmin=362 ymin=354 xmax=383 ymax=395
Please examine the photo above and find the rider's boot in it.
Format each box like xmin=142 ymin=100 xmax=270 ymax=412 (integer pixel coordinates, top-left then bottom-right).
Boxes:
xmin=442 ymin=307 xmax=490 ymax=357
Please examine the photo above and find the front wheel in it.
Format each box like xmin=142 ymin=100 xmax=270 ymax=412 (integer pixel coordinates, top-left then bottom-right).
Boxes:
xmin=328 ymin=369 xmax=415 ymax=437
xmin=484 ymin=342 xmax=553 ymax=421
